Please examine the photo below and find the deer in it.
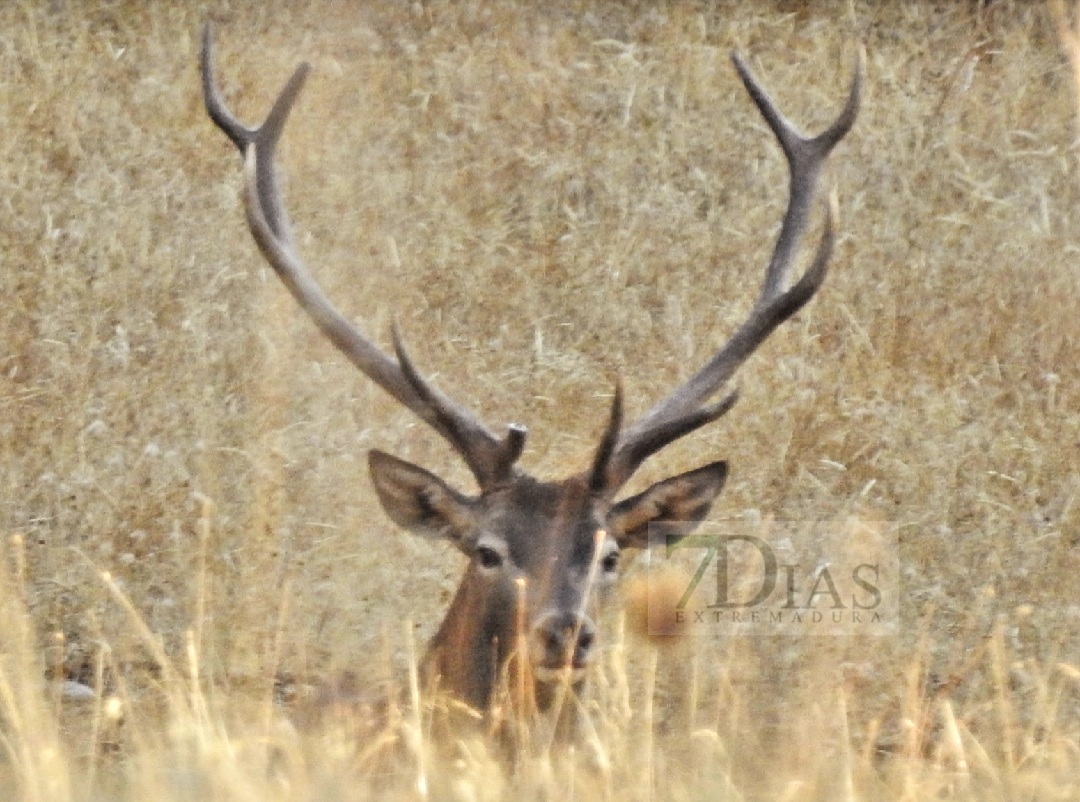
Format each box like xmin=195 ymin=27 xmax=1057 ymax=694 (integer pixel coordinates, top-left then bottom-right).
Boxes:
xmin=200 ymin=25 xmax=861 ymax=731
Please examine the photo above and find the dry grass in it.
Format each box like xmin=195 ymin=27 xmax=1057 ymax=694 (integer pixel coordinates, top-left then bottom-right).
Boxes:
xmin=3 ymin=0 xmax=1080 ymax=798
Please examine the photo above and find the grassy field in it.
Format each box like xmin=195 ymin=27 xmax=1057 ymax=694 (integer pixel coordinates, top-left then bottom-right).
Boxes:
xmin=4 ymin=0 xmax=1080 ymax=798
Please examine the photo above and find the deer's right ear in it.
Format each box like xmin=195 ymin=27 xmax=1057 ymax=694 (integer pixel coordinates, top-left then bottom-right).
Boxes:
xmin=368 ymin=450 xmax=479 ymax=549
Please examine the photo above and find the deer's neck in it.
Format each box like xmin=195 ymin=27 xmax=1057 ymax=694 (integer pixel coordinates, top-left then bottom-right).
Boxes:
xmin=422 ymin=570 xmax=505 ymax=713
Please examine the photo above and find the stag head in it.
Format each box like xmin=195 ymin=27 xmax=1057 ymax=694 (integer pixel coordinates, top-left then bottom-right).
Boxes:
xmin=200 ymin=25 xmax=860 ymax=718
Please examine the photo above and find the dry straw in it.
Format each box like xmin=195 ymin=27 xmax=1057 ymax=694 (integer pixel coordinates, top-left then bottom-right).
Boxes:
xmin=3 ymin=1 xmax=1080 ymax=799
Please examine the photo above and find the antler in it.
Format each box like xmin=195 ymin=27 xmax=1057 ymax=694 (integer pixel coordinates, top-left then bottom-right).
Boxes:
xmin=200 ymin=24 xmax=525 ymax=489
xmin=597 ymin=51 xmax=863 ymax=493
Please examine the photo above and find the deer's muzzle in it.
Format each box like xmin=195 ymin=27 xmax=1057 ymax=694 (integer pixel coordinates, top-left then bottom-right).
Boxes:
xmin=530 ymin=609 xmax=595 ymax=680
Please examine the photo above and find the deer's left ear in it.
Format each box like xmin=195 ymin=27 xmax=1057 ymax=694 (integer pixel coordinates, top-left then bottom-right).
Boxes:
xmin=607 ymin=461 xmax=728 ymax=548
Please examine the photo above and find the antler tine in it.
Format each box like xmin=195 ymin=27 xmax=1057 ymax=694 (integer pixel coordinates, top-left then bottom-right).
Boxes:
xmin=605 ymin=51 xmax=861 ymax=491
xmin=734 ymin=51 xmax=861 ymax=303
xmin=587 ymin=382 xmax=624 ymax=493
xmin=389 ymin=322 xmax=524 ymax=484
xmin=202 ymin=23 xmax=523 ymax=488
xmin=201 ymin=25 xmax=256 ymax=151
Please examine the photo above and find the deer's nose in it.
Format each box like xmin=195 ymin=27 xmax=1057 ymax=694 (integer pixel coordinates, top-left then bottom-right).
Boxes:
xmin=531 ymin=610 xmax=596 ymax=670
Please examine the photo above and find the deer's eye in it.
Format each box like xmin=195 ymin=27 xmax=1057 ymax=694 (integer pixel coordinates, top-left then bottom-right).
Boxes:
xmin=476 ymin=545 xmax=504 ymax=570
xmin=601 ymin=550 xmax=620 ymax=573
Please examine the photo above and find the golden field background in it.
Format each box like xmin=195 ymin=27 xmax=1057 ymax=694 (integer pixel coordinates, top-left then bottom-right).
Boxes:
xmin=3 ymin=0 xmax=1080 ymax=798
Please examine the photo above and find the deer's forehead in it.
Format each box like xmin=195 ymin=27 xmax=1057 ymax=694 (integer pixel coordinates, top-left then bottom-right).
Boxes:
xmin=482 ymin=478 xmax=606 ymax=560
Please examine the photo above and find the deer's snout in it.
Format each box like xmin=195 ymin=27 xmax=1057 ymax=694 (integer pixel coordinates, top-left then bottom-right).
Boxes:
xmin=530 ymin=610 xmax=595 ymax=673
